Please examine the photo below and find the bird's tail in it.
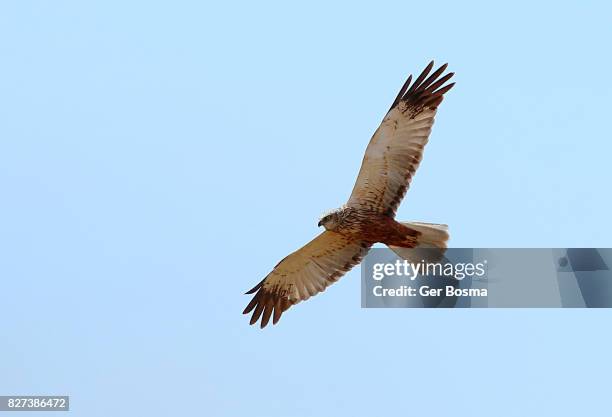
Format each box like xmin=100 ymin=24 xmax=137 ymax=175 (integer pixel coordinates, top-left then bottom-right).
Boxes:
xmin=388 ymin=222 xmax=449 ymax=263
xmin=401 ymin=221 xmax=449 ymax=249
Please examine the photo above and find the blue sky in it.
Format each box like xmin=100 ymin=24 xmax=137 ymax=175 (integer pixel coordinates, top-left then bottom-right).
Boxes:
xmin=0 ymin=1 xmax=611 ymax=416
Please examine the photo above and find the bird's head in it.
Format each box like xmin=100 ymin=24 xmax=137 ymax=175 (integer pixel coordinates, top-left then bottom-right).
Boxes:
xmin=318 ymin=209 xmax=341 ymax=231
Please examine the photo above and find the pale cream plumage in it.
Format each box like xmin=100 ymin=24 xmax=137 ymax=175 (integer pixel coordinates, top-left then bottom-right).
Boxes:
xmin=244 ymin=232 xmax=370 ymax=327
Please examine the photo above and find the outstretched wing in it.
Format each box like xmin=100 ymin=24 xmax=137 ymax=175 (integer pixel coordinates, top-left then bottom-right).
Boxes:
xmin=347 ymin=61 xmax=455 ymax=216
xmin=244 ymin=232 xmax=371 ymax=328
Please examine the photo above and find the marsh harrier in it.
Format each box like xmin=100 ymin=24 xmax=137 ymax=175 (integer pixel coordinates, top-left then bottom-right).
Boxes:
xmin=244 ymin=61 xmax=454 ymax=327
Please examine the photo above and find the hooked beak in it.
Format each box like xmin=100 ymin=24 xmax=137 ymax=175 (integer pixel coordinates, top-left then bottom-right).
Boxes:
xmin=317 ymin=220 xmax=323 ymax=227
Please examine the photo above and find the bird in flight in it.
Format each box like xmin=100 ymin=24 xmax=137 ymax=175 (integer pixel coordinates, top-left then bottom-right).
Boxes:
xmin=244 ymin=61 xmax=455 ymax=328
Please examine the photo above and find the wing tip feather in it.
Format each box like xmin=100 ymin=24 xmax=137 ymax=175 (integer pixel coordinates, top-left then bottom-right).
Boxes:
xmin=244 ymin=284 xmax=293 ymax=328
xmin=389 ymin=61 xmax=455 ymax=113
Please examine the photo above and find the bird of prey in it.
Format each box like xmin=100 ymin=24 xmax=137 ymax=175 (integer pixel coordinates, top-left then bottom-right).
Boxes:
xmin=244 ymin=61 xmax=455 ymax=328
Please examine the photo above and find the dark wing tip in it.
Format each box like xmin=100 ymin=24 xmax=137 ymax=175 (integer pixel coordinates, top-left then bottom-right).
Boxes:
xmin=245 ymin=279 xmax=264 ymax=295
xmin=243 ymin=284 xmax=292 ymax=329
xmin=389 ymin=61 xmax=455 ymax=113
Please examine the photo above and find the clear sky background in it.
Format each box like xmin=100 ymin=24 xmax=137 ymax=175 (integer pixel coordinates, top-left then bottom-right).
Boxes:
xmin=1 ymin=1 xmax=611 ymax=416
